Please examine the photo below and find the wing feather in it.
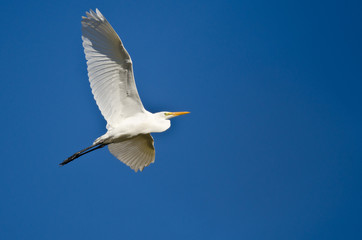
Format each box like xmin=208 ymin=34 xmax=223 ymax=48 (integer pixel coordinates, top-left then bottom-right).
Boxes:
xmin=108 ymin=134 xmax=155 ymax=172
xmin=81 ymin=9 xmax=145 ymax=129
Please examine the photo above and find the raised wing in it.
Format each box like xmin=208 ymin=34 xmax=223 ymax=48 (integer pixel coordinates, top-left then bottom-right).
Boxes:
xmin=108 ymin=134 xmax=155 ymax=172
xmin=81 ymin=9 xmax=145 ymax=129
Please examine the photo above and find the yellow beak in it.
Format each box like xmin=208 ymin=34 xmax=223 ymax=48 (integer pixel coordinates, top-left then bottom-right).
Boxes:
xmin=169 ymin=111 xmax=190 ymax=116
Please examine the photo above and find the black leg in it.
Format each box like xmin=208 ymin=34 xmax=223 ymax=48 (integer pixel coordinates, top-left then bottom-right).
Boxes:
xmin=60 ymin=144 xmax=106 ymax=166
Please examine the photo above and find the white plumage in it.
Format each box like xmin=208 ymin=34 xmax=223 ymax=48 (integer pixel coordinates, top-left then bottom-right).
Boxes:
xmin=61 ymin=9 xmax=189 ymax=172
xmin=81 ymin=9 xmax=144 ymax=129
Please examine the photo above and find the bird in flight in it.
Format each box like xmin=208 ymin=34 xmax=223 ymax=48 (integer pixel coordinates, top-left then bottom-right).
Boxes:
xmin=60 ymin=9 xmax=189 ymax=172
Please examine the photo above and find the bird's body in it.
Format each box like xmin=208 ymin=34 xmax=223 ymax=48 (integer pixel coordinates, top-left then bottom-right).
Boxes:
xmin=94 ymin=112 xmax=171 ymax=145
xmin=61 ymin=9 xmax=189 ymax=171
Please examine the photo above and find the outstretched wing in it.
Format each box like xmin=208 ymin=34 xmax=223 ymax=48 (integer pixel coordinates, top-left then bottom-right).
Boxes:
xmin=108 ymin=134 xmax=155 ymax=172
xmin=81 ymin=9 xmax=145 ymax=129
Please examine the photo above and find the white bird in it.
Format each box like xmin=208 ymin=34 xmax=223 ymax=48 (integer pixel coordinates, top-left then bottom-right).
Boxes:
xmin=60 ymin=9 xmax=189 ymax=172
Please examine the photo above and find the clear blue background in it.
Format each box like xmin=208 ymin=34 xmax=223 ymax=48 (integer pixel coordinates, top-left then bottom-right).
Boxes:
xmin=0 ymin=0 xmax=361 ymax=239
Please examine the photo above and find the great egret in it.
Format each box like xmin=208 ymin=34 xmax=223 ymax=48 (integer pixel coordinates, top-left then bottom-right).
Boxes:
xmin=60 ymin=9 xmax=189 ymax=171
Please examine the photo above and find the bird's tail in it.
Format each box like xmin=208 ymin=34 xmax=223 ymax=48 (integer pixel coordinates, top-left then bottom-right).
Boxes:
xmin=60 ymin=143 xmax=106 ymax=166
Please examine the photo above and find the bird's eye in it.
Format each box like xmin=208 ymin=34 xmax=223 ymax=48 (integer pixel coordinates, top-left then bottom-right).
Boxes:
xmin=164 ymin=113 xmax=170 ymax=116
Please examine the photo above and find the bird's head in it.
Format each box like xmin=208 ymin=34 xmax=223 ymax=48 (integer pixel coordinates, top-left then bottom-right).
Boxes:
xmin=150 ymin=111 xmax=190 ymax=132
xmin=156 ymin=111 xmax=190 ymax=120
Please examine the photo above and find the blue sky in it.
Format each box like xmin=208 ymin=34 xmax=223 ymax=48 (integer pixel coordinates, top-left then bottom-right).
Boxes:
xmin=0 ymin=0 xmax=361 ymax=239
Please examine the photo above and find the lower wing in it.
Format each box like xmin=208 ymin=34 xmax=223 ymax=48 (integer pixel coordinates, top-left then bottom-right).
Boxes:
xmin=108 ymin=134 xmax=155 ymax=172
